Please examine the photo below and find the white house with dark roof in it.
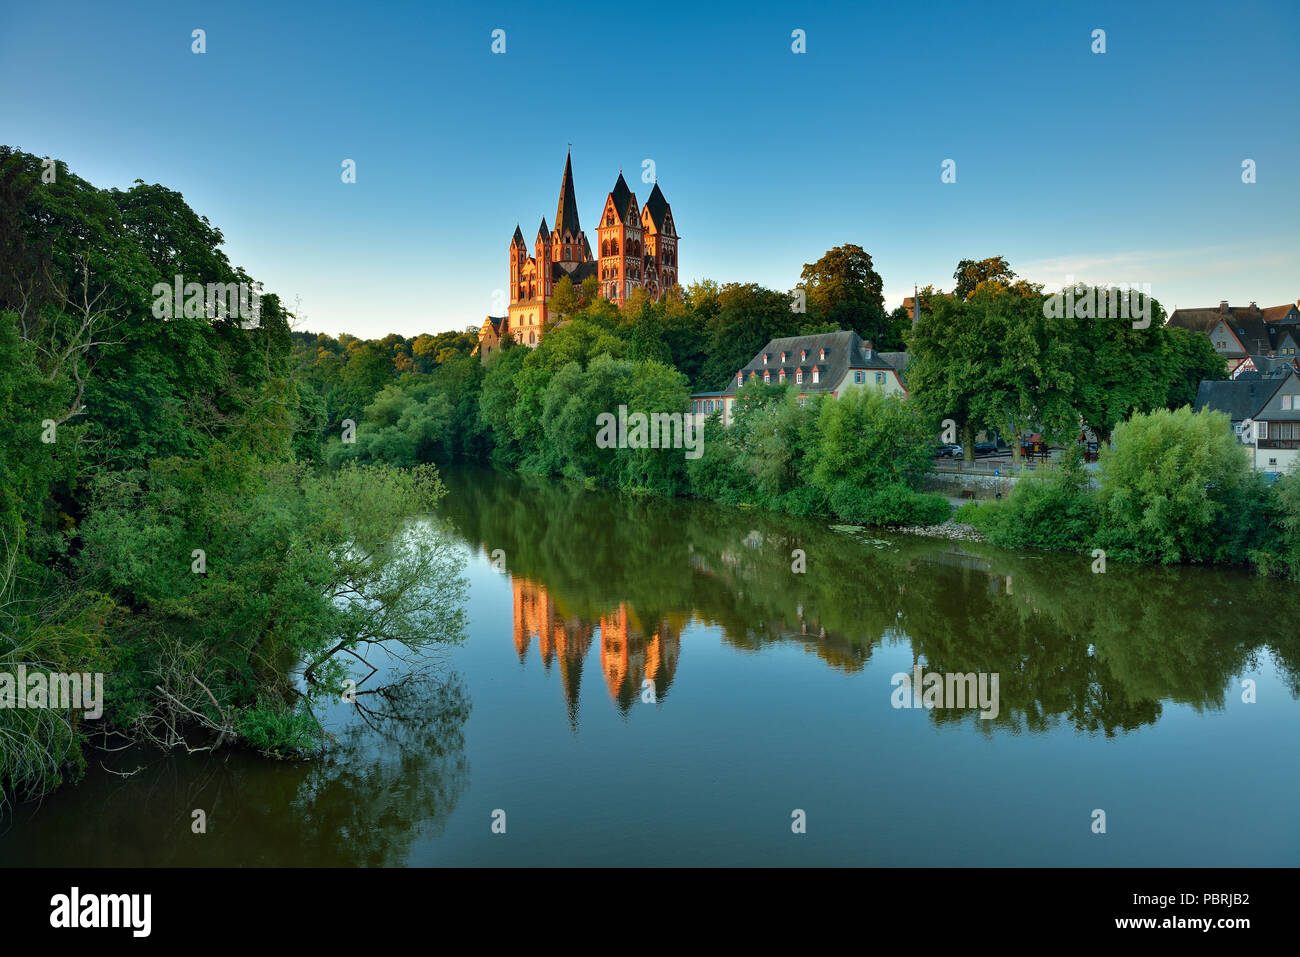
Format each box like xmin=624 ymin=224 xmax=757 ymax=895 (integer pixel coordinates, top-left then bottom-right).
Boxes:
xmin=1196 ymin=368 xmax=1300 ymax=474
xmin=1252 ymin=370 xmax=1300 ymax=474
xmin=690 ymin=330 xmax=908 ymax=426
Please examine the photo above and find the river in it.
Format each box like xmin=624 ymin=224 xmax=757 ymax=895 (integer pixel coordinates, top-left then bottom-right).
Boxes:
xmin=2 ymin=465 xmax=1296 ymax=866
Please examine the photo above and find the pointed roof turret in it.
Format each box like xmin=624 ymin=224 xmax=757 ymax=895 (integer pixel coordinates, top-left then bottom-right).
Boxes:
xmin=608 ymin=172 xmax=636 ymax=224
xmin=554 ymin=150 xmax=581 ymax=240
xmin=511 ymin=224 xmax=525 ymax=248
xmin=643 ymin=182 xmax=670 ymax=232
xmin=537 ymin=216 xmax=549 ymax=241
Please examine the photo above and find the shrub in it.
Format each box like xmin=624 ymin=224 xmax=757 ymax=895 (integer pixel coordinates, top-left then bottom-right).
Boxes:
xmin=236 ymin=700 xmax=321 ymax=757
xmin=1095 ymin=407 xmax=1254 ymax=564
xmin=829 ymin=482 xmax=951 ymax=526
xmin=976 ymin=448 xmax=1098 ymax=551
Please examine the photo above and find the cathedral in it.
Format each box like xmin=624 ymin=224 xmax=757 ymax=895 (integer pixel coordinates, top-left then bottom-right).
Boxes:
xmin=476 ymin=151 xmax=679 ymax=358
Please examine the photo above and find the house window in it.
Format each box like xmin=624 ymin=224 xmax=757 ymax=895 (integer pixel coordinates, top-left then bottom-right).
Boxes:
xmin=811 ymin=367 xmax=819 ymax=384
xmin=1283 ymin=394 xmax=1294 ymax=410
xmin=819 ymin=348 xmax=825 ymax=360
xmin=763 ymin=354 xmax=768 ymax=365
xmin=1259 ymin=422 xmax=1268 ymax=440
xmin=875 ymin=372 xmax=885 ymax=385
xmin=778 ymin=370 xmax=785 ymax=383
xmin=780 ymin=352 xmax=786 ymax=362
xmin=737 ymin=371 xmax=744 ymax=387
xmin=800 ymin=350 xmax=807 ymax=361
xmin=796 ymin=369 xmax=803 ymax=384
xmin=798 ymin=397 xmax=807 ymax=408
xmin=764 ymin=370 xmax=770 ymax=383
xmin=854 ymin=371 xmax=865 ymax=384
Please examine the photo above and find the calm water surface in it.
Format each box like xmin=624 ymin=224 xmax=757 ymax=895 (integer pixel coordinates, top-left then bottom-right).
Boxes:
xmin=3 ymin=466 xmax=1297 ymax=866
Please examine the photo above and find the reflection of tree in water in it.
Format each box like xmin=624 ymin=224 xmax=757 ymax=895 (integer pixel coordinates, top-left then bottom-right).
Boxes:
xmin=284 ymin=673 xmax=471 ymax=866
xmin=0 ymin=673 xmax=470 ymax=866
xmin=437 ymin=466 xmax=1299 ymax=736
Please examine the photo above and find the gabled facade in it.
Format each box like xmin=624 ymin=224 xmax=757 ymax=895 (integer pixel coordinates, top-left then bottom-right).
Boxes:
xmin=1196 ymin=368 xmax=1300 ymax=474
xmin=1169 ymin=300 xmax=1300 ymax=375
xmin=1252 ymin=370 xmax=1300 ymax=474
xmin=476 ymin=315 xmax=507 ymax=360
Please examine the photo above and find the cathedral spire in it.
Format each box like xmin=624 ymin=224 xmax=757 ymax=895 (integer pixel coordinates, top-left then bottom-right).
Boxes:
xmin=554 ymin=149 xmax=581 ymax=241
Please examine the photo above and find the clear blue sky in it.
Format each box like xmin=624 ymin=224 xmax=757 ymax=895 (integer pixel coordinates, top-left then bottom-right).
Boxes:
xmin=2 ymin=0 xmax=1297 ymax=338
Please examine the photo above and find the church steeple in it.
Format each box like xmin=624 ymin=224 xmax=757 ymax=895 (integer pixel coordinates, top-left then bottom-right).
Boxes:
xmin=554 ymin=149 xmax=581 ymax=242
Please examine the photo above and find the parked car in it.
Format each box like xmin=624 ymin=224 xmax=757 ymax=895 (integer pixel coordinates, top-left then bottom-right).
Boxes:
xmin=974 ymin=441 xmax=999 ymax=456
xmin=934 ymin=443 xmax=963 ymax=458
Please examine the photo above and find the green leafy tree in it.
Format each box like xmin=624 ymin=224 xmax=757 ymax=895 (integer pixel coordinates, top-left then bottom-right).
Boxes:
xmin=1095 ymin=407 xmax=1254 ymax=564
xmin=798 ymin=244 xmax=895 ymax=348
xmin=953 ymin=256 xmax=1016 ymax=301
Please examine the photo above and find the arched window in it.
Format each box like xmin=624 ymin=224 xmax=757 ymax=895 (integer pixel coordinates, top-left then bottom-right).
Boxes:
xmin=529 ymin=332 xmax=536 ymax=344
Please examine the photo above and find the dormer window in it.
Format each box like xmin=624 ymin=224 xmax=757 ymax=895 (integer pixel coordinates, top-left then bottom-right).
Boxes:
xmin=778 ymin=369 xmax=786 ymax=383
xmin=796 ymin=369 xmax=803 ymax=384
xmin=812 ymin=367 xmax=820 ymax=384
xmin=819 ymin=348 xmax=825 ymax=360
xmin=737 ymin=371 xmax=744 ymax=387
xmin=780 ymin=352 xmax=786 ymax=363
xmin=763 ymin=370 xmax=770 ymax=383
xmin=800 ymin=350 xmax=807 ymax=361
xmin=763 ymin=354 xmax=769 ymax=365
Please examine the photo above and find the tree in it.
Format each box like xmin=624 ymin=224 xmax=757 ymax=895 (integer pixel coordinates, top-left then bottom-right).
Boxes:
xmin=953 ymin=256 xmax=1016 ymax=301
xmin=1068 ymin=289 xmax=1171 ymax=445
xmin=798 ymin=244 xmax=896 ymax=347
xmin=1161 ymin=323 xmax=1226 ymax=409
xmin=812 ymin=387 xmax=932 ymax=495
xmin=908 ymin=284 xmax=1077 ymax=464
xmin=549 ymin=275 xmax=581 ymax=321
xmin=1095 ymin=407 xmax=1255 ymax=564
xmin=699 ymin=283 xmax=801 ymax=390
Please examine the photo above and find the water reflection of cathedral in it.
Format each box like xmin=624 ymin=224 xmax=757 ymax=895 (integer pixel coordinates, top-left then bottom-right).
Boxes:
xmin=511 ymin=579 xmax=683 ymax=718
